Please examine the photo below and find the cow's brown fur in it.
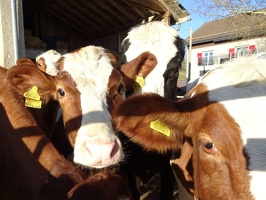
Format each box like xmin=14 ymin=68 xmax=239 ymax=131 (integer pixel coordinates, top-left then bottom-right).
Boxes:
xmin=112 ymin=89 xmax=254 ymax=199
xmin=0 ymin=66 xmax=61 ymax=199
xmin=120 ymin=52 xmax=157 ymax=95
xmin=0 ymin=64 xmax=132 ymax=200
xmin=41 ymin=156 xmax=133 ymax=200
xmin=68 ymin=170 xmax=132 ymax=200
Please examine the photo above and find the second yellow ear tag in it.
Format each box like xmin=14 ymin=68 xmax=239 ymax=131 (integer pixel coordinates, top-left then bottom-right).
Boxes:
xmin=23 ymin=86 xmax=40 ymax=100
xmin=133 ymin=75 xmax=146 ymax=92
xmin=150 ymin=119 xmax=171 ymax=137
xmin=23 ymin=86 xmax=42 ymax=109
xmin=25 ymin=98 xmax=42 ymax=109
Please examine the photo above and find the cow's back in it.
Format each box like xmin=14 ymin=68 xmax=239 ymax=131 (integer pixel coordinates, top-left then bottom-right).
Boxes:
xmin=0 ymin=66 xmax=60 ymax=199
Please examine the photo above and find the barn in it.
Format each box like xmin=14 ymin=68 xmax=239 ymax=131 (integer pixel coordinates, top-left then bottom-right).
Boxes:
xmin=0 ymin=0 xmax=190 ymax=67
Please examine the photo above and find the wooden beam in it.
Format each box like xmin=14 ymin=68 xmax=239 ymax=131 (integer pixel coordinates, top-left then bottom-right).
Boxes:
xmin=122 ymin=1 xmax=147 ymax=19
xmin=62 ymin=0 xmax=109 ymax=31
xmin=108 ymin=0 xmax=136 ymax=20
xmin=92 ymin=0 xmax=125 ymax=23
xmin=83 ymin=0 xmax=121 ymax=28
xmin=44 ymin=4 xmax=95 ymax=37
xmin=127 ymin=0 xmax=166 ymax=13
xmin=87 ymin=20 xmax=141 ymax=41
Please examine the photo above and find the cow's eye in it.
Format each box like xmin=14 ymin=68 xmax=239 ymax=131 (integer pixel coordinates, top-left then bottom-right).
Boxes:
xmin=204 ymin=142 xmax=214 ymax=150
xmin=58 ymin=88 xmax=65 ymax=97
xmin=117 ymin=83 xmax=124 ymax=95
xmin=38 ymin=62 xmax=42 ymax=67
xmin=202 ymin=141 xmax=218 ymax=156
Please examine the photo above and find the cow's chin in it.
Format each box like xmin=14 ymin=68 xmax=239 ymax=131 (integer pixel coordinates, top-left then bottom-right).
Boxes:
xmin=73 ymin=138 xmax=124 ymax=169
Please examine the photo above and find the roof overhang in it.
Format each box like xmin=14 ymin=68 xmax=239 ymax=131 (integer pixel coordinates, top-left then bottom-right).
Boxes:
xmin=158 ymin=0 xmax=191 ymax=23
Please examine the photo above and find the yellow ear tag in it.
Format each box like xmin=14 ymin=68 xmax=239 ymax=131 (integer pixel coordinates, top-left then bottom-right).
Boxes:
xmin=133 ymin=75 xmax=146 ymax=92
xmin=23 ymin=86 xmax=40 ymax=101
xmin=150 ymin=119 xmax=171 ymax=137
xmin=25 ymin=98 xmax=42 ymax=109
xmin=23 ymin=86 xmax=42 ymax=109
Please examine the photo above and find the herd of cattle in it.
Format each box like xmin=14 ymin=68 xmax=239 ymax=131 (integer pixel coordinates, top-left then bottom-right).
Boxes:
xmin=0 ymin=21 xmax=265 ymax=200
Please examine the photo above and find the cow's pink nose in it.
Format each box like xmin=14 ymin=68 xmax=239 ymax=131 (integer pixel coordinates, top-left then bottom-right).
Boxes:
xmin=85 ymin=140 xmax=120 ymax=167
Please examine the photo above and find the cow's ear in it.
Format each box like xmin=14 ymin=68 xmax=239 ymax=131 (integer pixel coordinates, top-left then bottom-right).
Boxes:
xmin=112 ymin=93 xmax=185 ymax=154
xmin=105 ymin=49 xmax=119 ymax=69
xmin=7 ymin=65 xmax=56 ymax=103
xmin=57 ymin=57 xmax=65 ymax=72
xmin=16 ymin=58 xmax=36 ymax=67
xmin=120 ymin=52 xmax=157 ymax=94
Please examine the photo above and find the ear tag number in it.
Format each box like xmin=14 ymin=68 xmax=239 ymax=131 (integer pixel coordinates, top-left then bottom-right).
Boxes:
xmin=23 ymin=86 xmax=42 ymax=109
xmin=25 ymin=98 xmax=42 ymax=109
xmin=150 ymin=119 xmax=171 ymax=137
xmin=133 ymin=75 xmax=146 ymax=92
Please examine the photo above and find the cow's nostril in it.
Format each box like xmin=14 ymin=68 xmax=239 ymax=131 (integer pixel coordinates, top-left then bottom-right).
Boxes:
xmin=110 ymin=140 xmax=119 ymax=158
xmin=85 ymin=141 xmax=119 ymax=162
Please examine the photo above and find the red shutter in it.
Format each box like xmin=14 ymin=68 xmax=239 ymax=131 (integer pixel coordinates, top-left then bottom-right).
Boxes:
xmin=197 ymin=53 xmax=202 ymax=66
xmin=197 ymin=53 xmax=202 ymax=58
xmin=229 ymin=48 xmax=235 ymax=58
xmin=249 ymin=45 xmax=255 ymax=54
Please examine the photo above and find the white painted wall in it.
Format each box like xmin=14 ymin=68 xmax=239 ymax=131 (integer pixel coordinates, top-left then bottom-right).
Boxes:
xmin=187 ymin=37 xmax=266 ymax=85
xmin=0 ymin=0 xmax=25 ymax=68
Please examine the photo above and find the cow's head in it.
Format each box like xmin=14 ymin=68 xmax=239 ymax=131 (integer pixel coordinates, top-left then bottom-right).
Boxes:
xmin=36 ymin=50 xmax=62 ymax=76
xmin=112 ymin=55 xmax=266 ymax=199
xmin=8 ymin=46 xmax=157 ymax=169
xmin=120 ymin=21 xmax=185 ymax=100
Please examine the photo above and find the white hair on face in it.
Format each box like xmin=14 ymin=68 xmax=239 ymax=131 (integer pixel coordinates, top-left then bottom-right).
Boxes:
xmin=123 ymin=21 xmax=179 ymax=44
xmin=62 ymin=45 xmax=123 ymax=167
xmin=36 ymin=50 xmax=62 ymax=76
xmin=122 ymin=21 xmax=179 ymax=96
xmin=62 ymin=46 xmax=111 ymax=91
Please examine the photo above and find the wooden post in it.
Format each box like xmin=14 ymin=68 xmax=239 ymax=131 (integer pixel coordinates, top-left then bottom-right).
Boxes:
xmin=187 ymin=27 xmax=192 ymax=83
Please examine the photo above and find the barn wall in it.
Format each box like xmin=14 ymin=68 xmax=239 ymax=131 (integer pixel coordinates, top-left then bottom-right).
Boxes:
xmin=88 ymin=30 xmax=128 ymax=53
xmin=25 ymin=10 xmax=129 ymax=58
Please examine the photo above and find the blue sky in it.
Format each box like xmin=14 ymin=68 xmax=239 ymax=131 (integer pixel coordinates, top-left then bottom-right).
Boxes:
xmin=173 ymin=0 xmax=266 ymax=39
xmin=175 ymin=1 xmax=209 ymax=39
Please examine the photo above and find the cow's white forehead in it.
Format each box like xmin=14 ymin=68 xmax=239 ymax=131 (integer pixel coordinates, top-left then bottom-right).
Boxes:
xmin=62 ymin=45 xmax=114 ymax=134
xmin=62 ymin=46 xmax=113 ymax=90
xmin=123 ymin=21 xmax=179 ymax=44
xmin=36 ymin=50 xmax=62 ymax=76
xmin=36 ymin=49 xmax=62 ymax=62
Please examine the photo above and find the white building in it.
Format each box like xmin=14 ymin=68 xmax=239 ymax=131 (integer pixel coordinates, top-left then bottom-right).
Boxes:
xmin=186 ymin=9 xmax=266 ymax=88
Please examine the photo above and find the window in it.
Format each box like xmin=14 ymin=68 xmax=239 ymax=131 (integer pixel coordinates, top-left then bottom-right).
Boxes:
xmin=202 ymin=51 xmax=214 ymax=66
xmin=236 ymin=46 xmax=249 ymax=57
xmin=228 ymin=45 xmax=256 ymax=60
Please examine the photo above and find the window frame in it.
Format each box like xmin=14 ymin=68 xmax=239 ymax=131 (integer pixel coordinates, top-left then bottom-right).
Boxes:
xmin=202 ymin=51 xmax=214 ymax=66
